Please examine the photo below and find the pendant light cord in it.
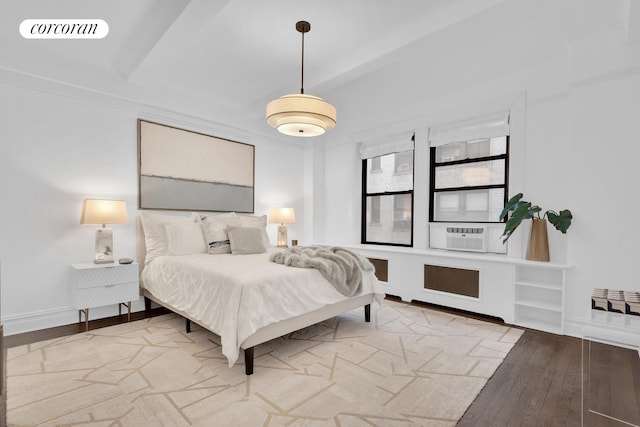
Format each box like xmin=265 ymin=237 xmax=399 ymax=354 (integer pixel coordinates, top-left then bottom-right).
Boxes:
xmin=295 ymin=21 xmax=310 ymax=94
xmin=300 ymin=30 xmax=305 ymax=94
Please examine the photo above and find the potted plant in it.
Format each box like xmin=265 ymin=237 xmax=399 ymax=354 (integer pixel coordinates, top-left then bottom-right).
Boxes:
xmin=499 ymin=193 xmax=572 ymax=261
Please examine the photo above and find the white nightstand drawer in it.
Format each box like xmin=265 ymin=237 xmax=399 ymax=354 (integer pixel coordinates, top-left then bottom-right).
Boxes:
xmin=71 ymin=263 xmax=138 ymax=289
xmin=73 ymin=281 xmax=138 ymax=309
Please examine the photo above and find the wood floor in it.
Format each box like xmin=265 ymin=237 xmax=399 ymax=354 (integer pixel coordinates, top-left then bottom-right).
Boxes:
xmin=458 ymin=328 xmax=583 ymax=426
xmin=459 ymin=328 xmax=640 ymax=427
xmin=4 ymin=304 xmax=640 ymax=426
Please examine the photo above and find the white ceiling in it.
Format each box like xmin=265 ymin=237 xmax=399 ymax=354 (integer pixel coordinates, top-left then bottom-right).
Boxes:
xmin=1 ymin=0 xmax=636 ymax=141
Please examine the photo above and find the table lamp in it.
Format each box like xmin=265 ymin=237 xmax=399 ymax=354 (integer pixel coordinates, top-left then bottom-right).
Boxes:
xmin=269 ymin=207 xmax=296 ymax=248
xmin=80 ymin=199 xmax=128 ymax=264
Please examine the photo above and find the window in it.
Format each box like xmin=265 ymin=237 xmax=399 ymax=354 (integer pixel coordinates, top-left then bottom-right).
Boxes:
xmin=430 ymin=136 xmax=508 ymax=222
xmin=361 ymin=135 xmax=414 ymax=246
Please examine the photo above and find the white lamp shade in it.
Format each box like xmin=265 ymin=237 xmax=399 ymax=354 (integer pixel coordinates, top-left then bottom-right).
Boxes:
xmin=269 ymin=207 xmax=296 ymax=224
xmin=266 ymin=94 xmax=336 ymax=137
xmin=80 ymin=199 xmax=128 ymax=225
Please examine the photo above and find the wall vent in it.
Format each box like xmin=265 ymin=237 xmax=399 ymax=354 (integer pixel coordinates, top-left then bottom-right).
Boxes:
xmin=424 ymin=264 xmax=479 ymax=298
xmin=445 ymin=227 xmax=487 ymax=253
xmin=367 ymin=258 xmax=388 ymax=283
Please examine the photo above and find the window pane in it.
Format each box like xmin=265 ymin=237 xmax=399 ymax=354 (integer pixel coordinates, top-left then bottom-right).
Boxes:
xmin=434 ymin=159 xmax=505 ymax=189
xmin=371 ymin=157 xmax=381 ymax=171
xmin=366 ymin=150 xmax=413 ymax=193
xmin=394 ymin=151 xmax=413 ymax=173
xmin=434 ymin=136 xmax=507 ymax=163
xmin=365 ymin=194 xmax=412 ymax=245
xmin=433 ymin=188 xmax=504 ymax=222
xmin=371 ymin=196 xmax=381 ymax=223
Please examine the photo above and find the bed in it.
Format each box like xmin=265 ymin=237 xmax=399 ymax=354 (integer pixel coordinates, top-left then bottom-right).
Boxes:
xmin=136 ymin=214 xmax=385 ymax=375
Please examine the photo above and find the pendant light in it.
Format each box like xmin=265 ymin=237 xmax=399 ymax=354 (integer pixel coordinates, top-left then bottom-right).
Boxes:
xmin=266 ymin=21 xmax=336 ymax=137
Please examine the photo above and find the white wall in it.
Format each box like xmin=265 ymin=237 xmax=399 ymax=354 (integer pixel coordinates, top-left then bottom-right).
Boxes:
xmin=321 ymin=142 xmax=361 ymax=245
xmin=0 ymin=81 xmax=307 ymax=334
xmin=522 ymin=97 xmax=571 ymax=264
xmin=565 ymin=72 xmax=640 ymax=328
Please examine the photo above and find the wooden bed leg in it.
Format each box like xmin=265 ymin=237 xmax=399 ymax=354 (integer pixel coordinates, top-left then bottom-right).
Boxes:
xmin=144 ymin=297 xmax=151 ymax=311
xmin=364 ymin=304 xmax=371 ymax=322
xmin=185 ymin=318 xmax=191 ymax=333
xmin=244 ymin=347 xmax=254 ymax=375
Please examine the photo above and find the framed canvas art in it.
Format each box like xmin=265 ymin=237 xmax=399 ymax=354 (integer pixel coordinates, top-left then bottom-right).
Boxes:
xmin=138 ymin=119 xmax=254 ymax=212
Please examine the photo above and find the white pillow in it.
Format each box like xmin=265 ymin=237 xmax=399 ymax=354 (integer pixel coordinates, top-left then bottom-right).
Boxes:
xmin=228 ymin=226 xmax=267 ymax=255
xmin=238 ymin=214 xmax=271 ymax=247
xmin=139 ymin=211 xmax=199 ymax=263
xmin=201 ymin=213 xmax=241 ymax=254
xmin=165 ymin=221 xmax=208 ymax=255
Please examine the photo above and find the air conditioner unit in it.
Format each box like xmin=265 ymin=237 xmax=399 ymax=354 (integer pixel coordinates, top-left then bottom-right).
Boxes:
xmin=445 ymin=226 xmax=487 ymax=253
xmin=397 ymin=163 xmax=411 ymax=172
xmin=429 ymin=223 xmax=507 ymax=254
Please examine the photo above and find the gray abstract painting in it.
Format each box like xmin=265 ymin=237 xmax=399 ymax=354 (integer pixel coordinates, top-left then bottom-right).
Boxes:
xmin=138 ymin=119 xmax=254 ymax=212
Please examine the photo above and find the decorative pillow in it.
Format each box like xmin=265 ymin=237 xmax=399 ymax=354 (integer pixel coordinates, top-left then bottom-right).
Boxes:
xmin=227 ymin=226 xmax=267 ymax=255
xmin=238 ymin=214 xmax=271 ymax=247
xmin=201 ymin=213 xmax=241 ymax=254
xmin=139 ymin=211 xmax=199 ymax=264
xmin=164 ymin=221 xmax=208 ymax=255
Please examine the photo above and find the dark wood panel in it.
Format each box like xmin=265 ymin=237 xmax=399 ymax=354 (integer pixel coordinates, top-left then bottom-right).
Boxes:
xmin=367 ymin=258 xmax=388 ymax=282
xmin=424 ymin=264 xmax=479 ymax=298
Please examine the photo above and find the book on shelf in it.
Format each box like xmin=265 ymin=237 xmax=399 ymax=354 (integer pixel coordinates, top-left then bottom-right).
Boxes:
xmin=624 ymin=290 xmax=640 ymax=316
xmin=607 ymin=289 xmax=625 ymax=313
xmin=591 ymin=288 xmax=608 ymax=311
xmin=593 ymin=288 xmax=640 ymax=317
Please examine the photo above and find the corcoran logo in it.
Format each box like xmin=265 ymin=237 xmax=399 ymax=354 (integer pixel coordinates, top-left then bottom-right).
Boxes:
xmin=19 ymin=19 xmax=109 ymax=39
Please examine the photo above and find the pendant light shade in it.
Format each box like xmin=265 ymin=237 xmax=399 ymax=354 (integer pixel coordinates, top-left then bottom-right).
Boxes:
xmin=266 ymin=94 xmax=336 ymax=137
xmin=266 ymin=21 xmax=336 ymax=137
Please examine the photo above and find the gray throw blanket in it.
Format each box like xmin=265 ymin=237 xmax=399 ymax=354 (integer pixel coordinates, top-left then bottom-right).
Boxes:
xmin=270 ymin=246 xmax=374 ymax=297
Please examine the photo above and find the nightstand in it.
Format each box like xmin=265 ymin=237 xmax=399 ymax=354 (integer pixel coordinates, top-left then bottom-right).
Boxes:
xmin=70 ymin=262 xmax=139 ymax=331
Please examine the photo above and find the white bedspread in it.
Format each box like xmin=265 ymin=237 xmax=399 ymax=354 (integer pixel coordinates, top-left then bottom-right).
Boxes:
xmin=141 ymin=248 xmax=385 ymax=366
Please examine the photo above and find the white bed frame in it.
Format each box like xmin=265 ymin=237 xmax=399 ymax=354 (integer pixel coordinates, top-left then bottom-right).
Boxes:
xmin=136 ymin=218 xmax=374 ymax=375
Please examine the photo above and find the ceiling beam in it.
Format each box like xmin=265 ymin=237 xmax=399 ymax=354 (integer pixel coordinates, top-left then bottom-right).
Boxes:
xmin=625 ymin=0 xmax=640 ymax=45
xmin=120 ymin=0 xmax=232 ymax=84
xmin=310 ymin=0 xmax=508 ymax=93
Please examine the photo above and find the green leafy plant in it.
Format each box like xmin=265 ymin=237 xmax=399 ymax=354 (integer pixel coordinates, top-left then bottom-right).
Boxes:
xmin=499 ymin=193 xmax=572 ymax=243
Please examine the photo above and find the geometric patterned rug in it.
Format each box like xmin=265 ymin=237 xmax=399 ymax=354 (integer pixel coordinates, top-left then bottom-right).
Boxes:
xmin=7 ymin=300 xmax=523 ymax=426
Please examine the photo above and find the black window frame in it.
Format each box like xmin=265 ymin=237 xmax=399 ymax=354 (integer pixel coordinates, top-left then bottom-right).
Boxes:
xmin=429 ymin=136 xmax=510 ymax=223
xmin=361 ymin=139 xmax=415 ymax=247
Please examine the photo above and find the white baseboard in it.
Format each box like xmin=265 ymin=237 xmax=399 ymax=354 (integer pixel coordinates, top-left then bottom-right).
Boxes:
xmin=2 ymin=307 xmax=77 ymax=336
xmin=2 ymin=298 xmax=146 ymax=336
